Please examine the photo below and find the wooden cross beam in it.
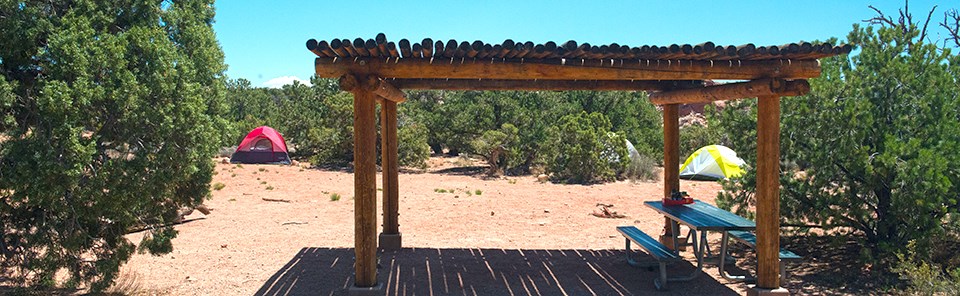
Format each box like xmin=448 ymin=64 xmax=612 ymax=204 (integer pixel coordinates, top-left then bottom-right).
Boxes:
xmin=317 ymin=58 xmax=821 ymax=81
xmin=389 ymin=79 xmax=704 ymax=91
xmin=648 ymin=78 xmax=809 ymax=105
xmin=339 ymin=74 xmax=406 ymax=103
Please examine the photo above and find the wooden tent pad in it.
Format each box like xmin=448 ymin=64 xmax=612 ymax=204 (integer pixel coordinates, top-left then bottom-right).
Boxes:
xmin=311 ymin=34 xmax=846 ymax=295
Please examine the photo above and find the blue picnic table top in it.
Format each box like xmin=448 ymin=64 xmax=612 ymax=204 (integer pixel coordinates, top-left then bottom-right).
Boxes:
xmin=644 ymin=200 xmax=756 ymax=231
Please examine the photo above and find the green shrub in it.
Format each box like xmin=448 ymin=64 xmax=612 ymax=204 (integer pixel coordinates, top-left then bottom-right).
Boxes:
xmin=396 ymin=121 xmax=430 ymax=169
xmin=895 ymin=241 xmax=960 ymax=295
xmin=212 ymin=183 xmax=226 ymax=191
xmin=625 ymin=153 xmax=659 ymax=182
xmin=679 ymin=112 xmax=726 ymax=158
xmin=0 ymin=1 xmax=226 ymax=291
xmin=541 ymin=112 xmax=628 ymax=184
xmin=716 ymin=20 xmax=960 ymax=258
xmin=330 ymin=193 xmax=341 ymax=201
xmin=471 ymin=123 xmax=521 ymax=175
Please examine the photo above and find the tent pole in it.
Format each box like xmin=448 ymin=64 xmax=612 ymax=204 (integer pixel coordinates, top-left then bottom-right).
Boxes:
xmin=660 ymin=104 xmax=681 ymax=249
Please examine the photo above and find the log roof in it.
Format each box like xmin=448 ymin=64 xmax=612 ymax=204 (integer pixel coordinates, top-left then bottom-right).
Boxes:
xmin=308 ymin=33 xmax=850 ymax=93
xmin=307 ymin=33 xmax=851 ymax=61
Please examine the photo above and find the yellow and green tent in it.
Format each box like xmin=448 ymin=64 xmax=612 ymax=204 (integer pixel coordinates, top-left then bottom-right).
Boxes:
xmin=679 ymin=145 xmax=746 ymax=180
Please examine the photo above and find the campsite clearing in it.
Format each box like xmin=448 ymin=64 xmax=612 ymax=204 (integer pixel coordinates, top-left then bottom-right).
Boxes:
xmin=113 ymin=157 xmax=876 ymax=295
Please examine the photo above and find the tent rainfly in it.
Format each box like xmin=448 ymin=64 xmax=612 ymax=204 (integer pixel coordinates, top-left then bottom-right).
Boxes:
xmin=679 ymin=145 xmax=746 ymax=180
xmin=230 ymin=126 xmax=291 ymax=165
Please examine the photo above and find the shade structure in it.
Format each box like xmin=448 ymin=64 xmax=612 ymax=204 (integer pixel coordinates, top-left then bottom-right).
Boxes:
xmin=679 ymin=145 xmax=746 ymax=181
xmin=309 ymin=33 xmax=849 ymax=293
xmin=230 ymin=126 xmax=291 ymax=165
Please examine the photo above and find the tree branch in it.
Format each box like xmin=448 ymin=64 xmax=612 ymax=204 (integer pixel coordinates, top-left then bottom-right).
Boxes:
xmin=942 ymin=9 xmax=960 ymax=48
xmin=919 ymin=5 xmax=938 ymax=43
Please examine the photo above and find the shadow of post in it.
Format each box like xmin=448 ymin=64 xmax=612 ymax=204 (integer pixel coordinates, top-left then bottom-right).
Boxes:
xmin=255 ymin=247 xmax=739 ymax=296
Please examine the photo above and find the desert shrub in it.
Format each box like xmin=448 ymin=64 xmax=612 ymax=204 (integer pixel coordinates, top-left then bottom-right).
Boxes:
xmin=405 ymin=90 xmax=661 ymax=175
xmin=716 ymin=17 xmax=960 ymax=258
xmin=471 ymin=124 xmax=521 ymax=175
xmin=542 ymin=112 xmax=628 ymax=184
xmin=0 ymin=0 xmax=226 ymax=291
xmin=330 ymin=193 xmax=341 ymax=201
xmin=212 ymin=183 xmax=226 ymax=191
xmin=396 ymin=120 xmax=430 ymax=169
xmin=679 ymin=106 xmax=726 ymax=158
xmin=561 ymin=90 xmax=664 ymax=162
xmin=895 ymin=240 xmax=960 ymax=296
xmin=625 ymin=153 xmax=659 ymax=182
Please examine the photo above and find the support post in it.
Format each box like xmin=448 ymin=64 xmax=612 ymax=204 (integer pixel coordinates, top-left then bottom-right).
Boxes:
xmin=343 ymin=74 xmax=380 ymax=291
xmin=659 ymin=104 xmax=681 ymax=249
xmin=750 ymin=95 xmax=788 ymax=295
xmin=379 ymin=99 xmax=402 ymax=250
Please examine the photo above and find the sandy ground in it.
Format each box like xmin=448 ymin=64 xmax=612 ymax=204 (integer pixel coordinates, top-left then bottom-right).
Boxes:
xmin=113 ymin=157 xmax=774 ymax=295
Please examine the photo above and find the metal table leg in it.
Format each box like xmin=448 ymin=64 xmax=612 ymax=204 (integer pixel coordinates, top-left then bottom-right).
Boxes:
xmin=718 ymin=231 xmax=755 ymax=283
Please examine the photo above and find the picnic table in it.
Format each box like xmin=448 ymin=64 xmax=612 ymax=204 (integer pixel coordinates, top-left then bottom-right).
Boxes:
xmin=643 ymin=200 xmax=757 ymax=283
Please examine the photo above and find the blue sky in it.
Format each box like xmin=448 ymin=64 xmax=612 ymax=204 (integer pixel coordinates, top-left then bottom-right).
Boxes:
xmin=212 ymin=0 xmax=954 ymax=88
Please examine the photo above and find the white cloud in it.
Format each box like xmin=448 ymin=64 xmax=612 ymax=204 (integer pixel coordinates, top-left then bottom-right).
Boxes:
xmin=262 ymin=76 xmax=312 ymax=88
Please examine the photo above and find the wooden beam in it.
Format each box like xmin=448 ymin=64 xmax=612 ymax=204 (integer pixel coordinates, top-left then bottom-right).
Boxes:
xmin=315 ymin=57 xmax=821 ymax=81
xmin=756 ymin=95 xmax=781 ymax=289
xmin=390 ymin=79 xmax=703 ymax=91
xmin=364 ymin=77 xmax=406 ymax=103
xmin=659 ymin=104 xmax=681 ymax=249
xmin=350 ymin=76 xmax=379 ymax=287
xmin=648 ymin=79 xmax=809 ymax=105
xmin=379 ymin=100 xmax=401 ymax=250
xmin=339 ymin=74 xmax=360 ymax=92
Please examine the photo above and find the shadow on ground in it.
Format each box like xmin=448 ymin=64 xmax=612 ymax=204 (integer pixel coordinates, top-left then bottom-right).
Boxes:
xmin=728 ymin=234 xmax=904 ymax=295
xmin=429 ymin=166 xmax=488 ymax=176
xmin=255 ymin=247 xmax=739 ymax=296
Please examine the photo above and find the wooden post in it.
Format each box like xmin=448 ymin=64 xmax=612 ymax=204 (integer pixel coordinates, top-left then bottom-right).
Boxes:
xmin=346 ymin=74 xmax=379 ymax=288
xmin=379 ymin=99 xmax=402 ymax=250
xmin=660 ymin=104 xmax=681 ymax=249
xmin=755 ymin=95 xmax=781 ymax=290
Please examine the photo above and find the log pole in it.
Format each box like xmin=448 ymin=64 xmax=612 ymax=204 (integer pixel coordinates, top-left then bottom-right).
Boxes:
xmin=649 ymin=79 xmax=809 ymax=105
xmin=364 ymin=77 xmax=405 ymax=103
xmin=379 ymin=99 xmax=401 ymax=250
xmin=660 ymin=104 xmax=681 ymax=249
xmin=755 ymin=95 xmax=781 ymax=290
xmin=348 ymin=74 xmax=379 ymax=288
xmin=315 ymin=57 xmax=822 ymax=81
xmin=390 ymin=79 xmax=702 ymax=91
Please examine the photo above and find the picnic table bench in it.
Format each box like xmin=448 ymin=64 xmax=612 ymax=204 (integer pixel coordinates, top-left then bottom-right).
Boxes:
xmin=617 ymin=200 xmax=801 ymax=290
xmin=726 ymin=230 xmax=802 ymax=281
xmin=617 ymin=226 xmax=681 ymax=290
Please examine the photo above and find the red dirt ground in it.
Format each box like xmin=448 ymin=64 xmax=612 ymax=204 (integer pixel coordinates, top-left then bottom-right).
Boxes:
xmin=106 ymin=157 xmax=822 ymax=295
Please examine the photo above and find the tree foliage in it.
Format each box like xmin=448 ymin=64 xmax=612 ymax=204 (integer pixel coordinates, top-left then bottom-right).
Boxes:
xmin=0 ymin=0 xmax=226 ymax=291
xmin=403 ymin=90 xmax=661 ymax=177
xmin=542 ymin=112 xmax=628 ymax=184
xmin=224 ymin=77 xmax=431 ymax=168
xmin=717 ymin=16 xmax=960 ymax=257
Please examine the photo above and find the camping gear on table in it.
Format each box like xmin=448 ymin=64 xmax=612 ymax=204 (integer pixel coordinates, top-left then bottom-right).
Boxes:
xmin=663 ymin=189 xmax=693 ymax=206
xmin=679 ymin=145 xmax=746 ymax=181
xmin=230 ymin=126 xmax=291 ymax=164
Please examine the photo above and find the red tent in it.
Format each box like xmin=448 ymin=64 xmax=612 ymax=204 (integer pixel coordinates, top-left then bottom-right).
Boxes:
xmin=230 ymin=126 xmax=291 ymax=164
